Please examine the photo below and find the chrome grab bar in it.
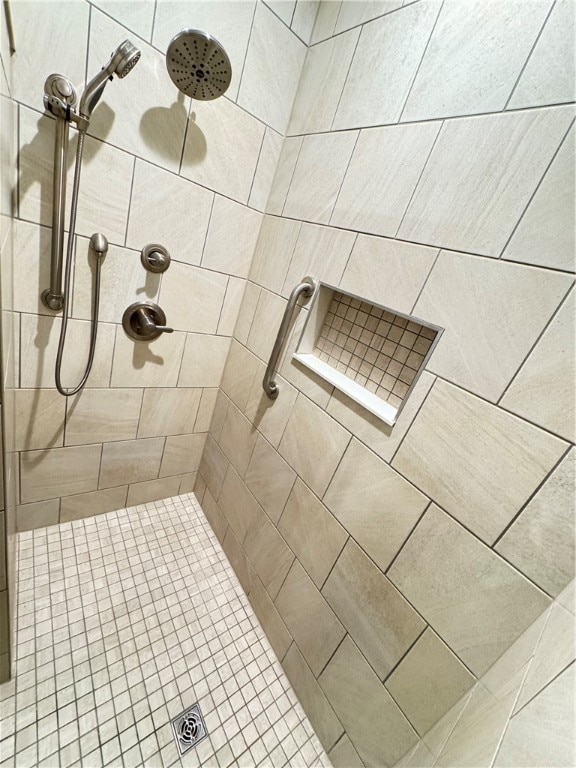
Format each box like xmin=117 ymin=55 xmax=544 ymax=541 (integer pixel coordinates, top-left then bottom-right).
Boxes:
xmin=263 ymin=276 xmax=316 ymax=400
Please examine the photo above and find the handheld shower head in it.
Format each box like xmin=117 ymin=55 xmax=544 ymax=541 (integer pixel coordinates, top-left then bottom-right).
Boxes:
xmin=165 ymin=29 xmax=232 ymax=100
xmin=79 ymin=39 xmax=141 ymax=120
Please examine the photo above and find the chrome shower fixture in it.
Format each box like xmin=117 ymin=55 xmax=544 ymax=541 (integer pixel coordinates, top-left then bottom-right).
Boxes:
xmin=165 ymin=29 xmax=232 ymax=100
xmin=79 ymin=40 xmax=141 ymax=119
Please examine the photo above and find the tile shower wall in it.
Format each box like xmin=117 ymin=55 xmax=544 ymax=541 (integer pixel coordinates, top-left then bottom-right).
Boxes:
xmin=195 ymin=1 xmax=575 ymax=765
xmin=0 ymin=0 xmax=314 ymax=532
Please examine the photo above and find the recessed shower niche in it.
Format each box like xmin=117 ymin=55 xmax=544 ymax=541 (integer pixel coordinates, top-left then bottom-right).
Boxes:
xmin=293 ymin=283 xmax=443 ymax=425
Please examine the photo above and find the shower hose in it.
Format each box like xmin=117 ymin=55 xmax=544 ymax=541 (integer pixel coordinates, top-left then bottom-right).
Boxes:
xmin=55 ymin=131 xmax=103 ymax=396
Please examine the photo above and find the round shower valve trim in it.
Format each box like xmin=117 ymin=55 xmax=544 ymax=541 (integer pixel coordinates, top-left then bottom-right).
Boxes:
xmin=123 ymin=301 xmax=174 ymax=341
xmin=141 ymin=243 xmax=171 ymax=273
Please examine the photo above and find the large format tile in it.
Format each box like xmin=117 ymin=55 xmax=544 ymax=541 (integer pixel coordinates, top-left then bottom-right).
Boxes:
xmin=334 ymin=0 xmax=402 ymax=33
xmin=494 ymin=664 xmax=575 ymax=768
xmin=283 ymin=224 xmax=356 ymax=298
xmin=291 ymin=0 xmax=320 ymax=44
xmin=238 ymin=3 xmax=306 ymax=134
xmin=217 ymin=465 xmax=260 ymax=544
xmin=244 ymin=435 xmax=296 ymax=524
xmin=14 ymin=389 xmax=65 ymax=452
xmin=266 ymin=137 xmax=303 ymax=215
xmin=244 ymin=361 xmax=299 ymax=449
xmin=503 ymin=127 xmax=575 ymax=272
xmin=331 ymin=122 xmax=440 ymax=237
xmin=99 ymin=437 xmax=164 ymax=489
xmin=20 ymin=444 xmax=102 ymax=504
xmin=501 ymin=290 xmax=575 ymax=442
xmin=243 ymin=505 xmax=294 ymax=599
xmin=66 ymin=389 xmax=142 ymax=445
xmin=284 ymin=132 xmax=359 ymax=224
xmin=413 ymin=251 xmax=572 ymax=402
xmin=328 ymin=736 xmax=364 ymax=768
xmin=496 ymin=449 xmax=574 ymax=597
xmin=218 ymin=401 xmax=258 ymax=478
xmin=199 ymin=434 xmax=228 ymax=499
xmin=319 ymin=636 xmax=418 ymax=767
xmin=12 ymin=219 xmax=54 ymax=317
xmin=508 ymin=0 xmax=575 ymax=109
xmin=393 ymin=380 xmax=567 ymax=544
xmin=159 ymin=433 xmax=206 ymax=477
xmin=59 ymin=486 xmax=128 ymax=523
xmin=340 ymin=235 xmax=438 ymax=317
xmin=386 ymin=628 xmax=476 ymax=736
xmin=279 ymin=394 xmax=350 ymax=497
xmin=322 ymin=539 xmax=425 ymax=679
xmin=181 ymin=98 xmax=265 ymax=204
xmin=324 ymin=439 xmax=428 ymax=572
xmin=126 ymin=475 xmax=181 ymax=505
xmin=288 ymin=29 xmax=360 ymax=135
xmin=388 ymin=505 xmax=552 ymax=676
xmin=247 ymin=575 xmax=292 ymax=662
xmin=178 ymin=333 xmax=231 ymax=388
xmin=249 ymin=127 xmax=283 ymax=212
xmin=90 ymin=0 xmax=155 ymax=40
xmin=220 ymin=340 xmax=260 ymax=411
xmin=127 ymin=161 xmax=213 ymax=265
xmin=158 ymin=261 xmax=228 ymax=333
xmin=202 ymin=196 xmax=262 ymax=278
xmin=334 ymin=0 xmax=440 ymax=128
xmin=398 ymin=107 xmax=574 ymax=256
xmin=16 ymin=500 xmax=61 ymax=532
xmin=249 ymin=215 xmax=302 ymax=295
xmin=138 ymin=388 xmax=202 ymax=438
xmin=275 ymin=560 xmax=345 ymax=676
xmin=279 ymin=479 xmax=347 ymax=588
xmin=246 ymin=288 xmax=287 ymax=362
xmin=222 ymin=526 xmax=253 ymax=594
xmin=282 ymin=644 xmax=344 ymax=752
xmin=402 ymin=0 xmax=551 ymax=121
xmin=111 ymin=326 xmax=186 ymax=388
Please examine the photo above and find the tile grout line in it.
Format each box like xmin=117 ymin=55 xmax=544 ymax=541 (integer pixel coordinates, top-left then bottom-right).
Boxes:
xmin=328 ymin=24 xmax=362 ymax=133
xmin=327 ymin=129 xmax=360 ymax=226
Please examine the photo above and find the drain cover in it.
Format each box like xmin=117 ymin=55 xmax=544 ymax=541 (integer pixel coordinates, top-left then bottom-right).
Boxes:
xmin=171 ymin=703 xmax=208 ymax=755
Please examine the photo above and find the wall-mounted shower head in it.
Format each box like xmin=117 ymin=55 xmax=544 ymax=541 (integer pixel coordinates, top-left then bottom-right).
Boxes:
xmin=79 ymin=39 xmax=141 ymax=120
xmin=165 ymin=29 xmax=232 ymax=101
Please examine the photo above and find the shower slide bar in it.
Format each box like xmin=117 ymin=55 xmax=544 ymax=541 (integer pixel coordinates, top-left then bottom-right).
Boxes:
xmin=262 ymin=276 xmax=316 ymax=400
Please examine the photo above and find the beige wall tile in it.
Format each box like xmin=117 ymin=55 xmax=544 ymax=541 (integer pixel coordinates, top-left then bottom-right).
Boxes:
xmin=249 ymin=128 xmax=283 ymax=212
xmin=208 ymin=390 xmax=229 ymax=442
xmin=59 ymin=486 xmax=127 ymax=523
xmin=501 ymin=290 xmax=575 ymax=442
xmin=279 ymin=394 xmax=350 ymax=497
xmin=334 ymin=0 xmax=402 ymax=34
xmin=288 ymin=28 xmax=360 ymax=135
xmin=319 ymin=636 xmax=418 ymax=767
xmin=16 ymin=499 xmax=60 ymax=532
xmin=414 ymin=251 xmax=572 ymax=402
xmin=238 ymin=3 xmax=306 ymax=134
xmin=250 ymin=215 xmax=302 ymax=295
xmin=218 ymin=401 xmax=258 ymax=478
xmin=398 ymin=107 xmax=574 ymax=256
xmin=386 ymin=628 xmax=476 ymax=736
xmin=20 ymin=444 xmax=102 ymax=504
xmin=127 ymin=160 xmax=213 ymax=265
xmin=393 ymin=380 xmax=568 ymax=544
xmin=111 ymin=326 xmax=186 ymax=388
xmin=13 ymin=219 xmax=52 ymax=317
xmin=283 ymin=224 xmax=356 ymax=298
xmin=245 ymin=435 xmax=296 ymax=524
xmin=218 ymin=277 xmax=248 ymax=343
xmin=222 ymin=527 xmax=253 ymax=595
xmin=266 ymin=137 xmax=303 ymax=215
xmin=504 ymin=128 xmax=574 ymax=272
xmin=138 ymin=388 xmax=202 ymax=438
xmin=334 ymin=0 xmax=440 ymax=128
xmin=195 ymin=389 xmax=218 ymax=433
xmin=201 ymin=488 xmax=228 ymax=544
xmin=323 ymin=539 xmax=425 ymax=678
xmin=291 ymin=0 xmax=320 ymax=42
xmin=275 ymin=560 xmax=345 ymax=676
xmin=388 ymin=505 xmax=552 ymax=676
xmin=14 ymin=389 xmax=65 ymax=451
xmin=246 ymin=288 xmax=287 ymax=362
xmin=325 ymin=439 xmax=428 ymax=572
xmin=20 ymin=313 xmax=115 ymax=389
xmin=126 ymin=475 xmax=181 ymax=506
xmin=234 ymin=281 xmax=260 ymax=346
xmin=159 ymin=433 xmax=207 ymax=477
xmin=244 ymin=362 xmax=299 ymax=449
xmin=159 ymin=261 xmax=228 ymax=334
xmin=496 ymin=449 xmax=574 ymax=597
xmin=508 ymin=0 xmax=575 ymax=109
xmin=66 ymin=389 xmax=142 ymax=446
xmin=199 ymin=435 xmax=228 ymax=499
xmin=311 ymin=0 xmax=340 ymax=43
xmin=99 ymin=437 xmax=164 ymax=489
xmin=326 ymin=371 xmax=435 ymax=463
xmin=340 ymin=235 xmax=438 ymax=316
xmin=282 ymin=643 xmax=344 ymax=751
xmin=178 ymin=333 xmax=231 ymax=389
xmin=90 ymin=0 xmax=154 ymax=39
xmin=202 ymin=196 xmax=262 ymax=278
xmin=179 ymin=473 xmax=197 ymax=494
xmin=243 ymin=503 xmax=294 ymax=599
xmin=181 ymin=98 xmax=264 ymax=204
xmin=284 ymin=132 xmax=359 ymax=224
xmin=279 ymin=478 xmax=347 ymax=588
xmin=402 ymin=0 xmax=550 ymax=121
xmin=331 ymin=122 xmax=440 ymax=237
xmin=220 ymin=340 xmax=260 ymax=412
xmin=328 ymin=735 xmax=364 ymax=768
xmin=217 ymin=465 xmax=261 ymax=544
xmin=248 ymin=574 xmax=292 ymax=662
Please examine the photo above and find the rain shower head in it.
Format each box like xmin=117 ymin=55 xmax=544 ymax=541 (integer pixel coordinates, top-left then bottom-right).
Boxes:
xmin=165 ymin=29 xmax=232 ymax=101
xmin=79 ymin=39 xmax=141 ymax=120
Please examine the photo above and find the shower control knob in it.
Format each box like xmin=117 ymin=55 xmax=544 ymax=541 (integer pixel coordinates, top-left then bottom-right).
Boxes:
xmin=141 ymin=243 xmax=171 ymax=273
xmin=122 ymin=301 xmax=174 ymax=341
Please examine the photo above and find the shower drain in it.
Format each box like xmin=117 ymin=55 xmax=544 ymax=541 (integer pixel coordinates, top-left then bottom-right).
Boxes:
xmin=171 ymin=703 xmax=208 ymax=755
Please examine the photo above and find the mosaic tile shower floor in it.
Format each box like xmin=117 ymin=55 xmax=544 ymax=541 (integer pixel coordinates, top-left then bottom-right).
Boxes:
xmin=0 ymin=494 xmax=331 ymax=768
